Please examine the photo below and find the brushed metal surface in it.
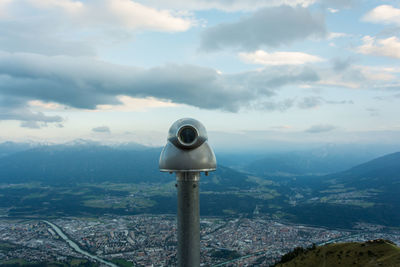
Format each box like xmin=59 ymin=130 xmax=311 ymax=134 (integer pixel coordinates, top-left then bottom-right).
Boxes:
xmin=159 ymin=118 xmax=217 ymax=172
xmin=159 ymin=141 xmax=216 ymax=172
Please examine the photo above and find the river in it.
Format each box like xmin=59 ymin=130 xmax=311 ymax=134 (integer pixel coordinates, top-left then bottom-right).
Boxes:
xmin=43 ymin=220 xmax=118 ymax=267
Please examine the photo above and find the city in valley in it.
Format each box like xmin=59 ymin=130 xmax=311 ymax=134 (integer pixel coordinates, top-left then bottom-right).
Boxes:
xmin=1 ymin=215 xmax=399 ymax=266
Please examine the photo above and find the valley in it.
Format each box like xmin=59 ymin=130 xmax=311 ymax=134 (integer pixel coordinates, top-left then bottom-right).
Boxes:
xmin=1 ymin=215 xmax=399 ymax=266
xmin=0 ymin=141 xmax=399 ymax=266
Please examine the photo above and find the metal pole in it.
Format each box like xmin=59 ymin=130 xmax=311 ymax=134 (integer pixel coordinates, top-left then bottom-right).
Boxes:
xmin=176 ymin=172 xmax=200 ymax=267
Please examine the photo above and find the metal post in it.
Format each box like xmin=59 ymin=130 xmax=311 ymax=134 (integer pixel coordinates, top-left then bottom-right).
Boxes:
xmin=159 ymin=118 xmax=216 ymax=267
xmin=176 ymin=172 xmax=200 ymax=267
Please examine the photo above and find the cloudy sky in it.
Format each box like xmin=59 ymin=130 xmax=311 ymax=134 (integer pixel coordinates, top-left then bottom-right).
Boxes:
xmin=0 ymin=0 xmax=400 ymax=149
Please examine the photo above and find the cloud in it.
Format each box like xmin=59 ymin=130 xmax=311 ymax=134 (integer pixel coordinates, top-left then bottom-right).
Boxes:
xmin=332 ymin=57 xmax=352 ymax=72
xmin=316 ymin=61 xmax=400 ymax=91
xmin=327 ymin=8 xmax=338 ymax=13
xmin=0 ymin=52 xmax=320 ymax=113
xmin=327 ymin=32 xmax=350 ymax=40
xmin=135 ymin=0 xmax=317 ymax=11
xmin=0 ymin=66 xmax=61 ymax=127
xmin=0 ymin=106 xmax=63 ymax=128
xmin=30 ymin=0 xmax=193 ymax=32
xmin=97 ymin=96 xmax=178 ymax=111
xmin=305 ymin=124 xmax=336 ymax=133
xmin=366 ymin=108 xmax=379 ymax=117
xmin=239 ymin=50 xmax=323 ymax=66
xmin=325 ymin=99 xmax=354 ymax=105
xmin=135 ymin=0 xmax=357 ymax=12
xmin=253 ymin=96 xmax=352 ymax=111
xmin=20 ymin=121 xmax=41 ymax=129
xmin=28 ymin=0 xmax=84 ymax=13
xmin=255 ymin=99 xmax=295 ymax=111
xmin=0 ymin=110 xmax=62 ymax=124
xmin=0 ymin=0 xmax=12 ymax=18
xmin=356 ymin=65 xmax=397 ymax=81
xmin=317 ymin=77 xmax=361 ymax=89
xmin=0 ymin=0 xmax=193 ymax=56
xmin=96 ymin=0 xmax=192 ymax=32
xmin=200 ymin=6 xmax=326 ymax=52
xmin=357 ymin=36 xmax=400 ymax=59
xmin=319 ymin=0 xmax=356 ymax=9
xmin=92 ymin=126 xmax=111 ymax=133
xmin=298 ymin=96 xmax=353 ymax=109
xmin=298 ymin=96 xmax=323 ymax=109
xmin=363 ymin=5 xmax=400 ymax=26
xmin=0 ymin=28 xmax=96 ymax=57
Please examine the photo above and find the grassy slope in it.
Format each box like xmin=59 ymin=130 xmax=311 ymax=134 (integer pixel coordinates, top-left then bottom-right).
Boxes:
xmin=275 ymin=240 xmax=400 ymax=267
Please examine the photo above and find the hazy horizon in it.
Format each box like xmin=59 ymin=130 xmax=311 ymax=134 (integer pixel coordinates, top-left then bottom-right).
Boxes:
xmin=2 ymin=135 xmax=400 ymax=157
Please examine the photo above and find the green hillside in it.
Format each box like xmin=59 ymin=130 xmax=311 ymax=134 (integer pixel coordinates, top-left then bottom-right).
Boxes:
xmin=285 ymin=152 xmax=400 ymax=228
xmin=275 ymin=239 xmax=400 ymax=267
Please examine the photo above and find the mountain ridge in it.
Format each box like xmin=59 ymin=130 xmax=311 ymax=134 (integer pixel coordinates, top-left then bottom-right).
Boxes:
xmin=274 ymin=239 xmax=400 ymax=267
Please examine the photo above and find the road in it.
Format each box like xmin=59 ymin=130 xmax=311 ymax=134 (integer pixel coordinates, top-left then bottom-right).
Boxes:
xmin=43 ymin=220 xmax=118 ymax=267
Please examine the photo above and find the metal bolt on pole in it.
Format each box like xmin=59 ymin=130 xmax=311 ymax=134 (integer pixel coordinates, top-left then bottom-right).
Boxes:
xmin=159 ymin=118 xmax=216 ymax=267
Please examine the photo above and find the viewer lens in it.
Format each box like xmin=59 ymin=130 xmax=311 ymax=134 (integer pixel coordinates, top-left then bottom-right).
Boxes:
xmin=179 ymin=126 xmax=197 ymax=145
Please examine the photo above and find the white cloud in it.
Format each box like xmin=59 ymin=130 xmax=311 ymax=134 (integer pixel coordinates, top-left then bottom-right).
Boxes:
xmin=327 ymin=8 xmax=338 ymax=13
xmin=356 ymin=65 xmax=396 ymax=81
xmin=357 ymin=36 xmax=400 ymax=59
xmin=28 ymin=0 xmax=83 ymax=13
xmin=29 ymin=100 xmax=62 ymax=110
xmin=0 ymin=0 xmax=12 ymax=17
xmin=317 ymin=79 xmax=360 ymax=89
xmin=239 ymin=50 xmax=323 ymax=66
xmin=316 ymin=64 xmax=363 ymax=89
xmin=98 ymin=0 xmax=192 ymax=32
xmin=97 ymin=96 xmax=178 ymax=111
xmin=3 ymin=0 xmax=193 ymax=33
xmin=135 ymin=0 xmax=316 ymax=12
xmin=380 ymin=67 xmax=400 ymax=73
xmin=327 ymin=32 xmax=350 ymax=40
xmin=314 ymin=60 xmax=400 ymax=91
xmin=0 ymin=0 xmax=194 ymax=57
xmin=363 ymin=5 xmax=400 ymax=26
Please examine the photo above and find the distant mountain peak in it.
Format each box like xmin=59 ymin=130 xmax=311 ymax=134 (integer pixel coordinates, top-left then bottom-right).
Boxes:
xmin=64 ymin=139 xmax=101 ymax=147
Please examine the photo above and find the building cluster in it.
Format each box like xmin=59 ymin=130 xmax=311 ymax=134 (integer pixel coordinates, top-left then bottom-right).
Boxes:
xmin=0 ymin=215 xmax=399 ymax=266
xmin=0 ymin=220 xmax=81 ymax=262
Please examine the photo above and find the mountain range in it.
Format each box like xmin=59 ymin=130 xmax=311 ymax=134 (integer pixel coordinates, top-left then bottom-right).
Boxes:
xmin=240 ymin=144 xmax=398 ymax=176
xmin=282 ymin=152 xmax=400 ymax=227
xmin=0 ymin=140 xmax=399 ymax=228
